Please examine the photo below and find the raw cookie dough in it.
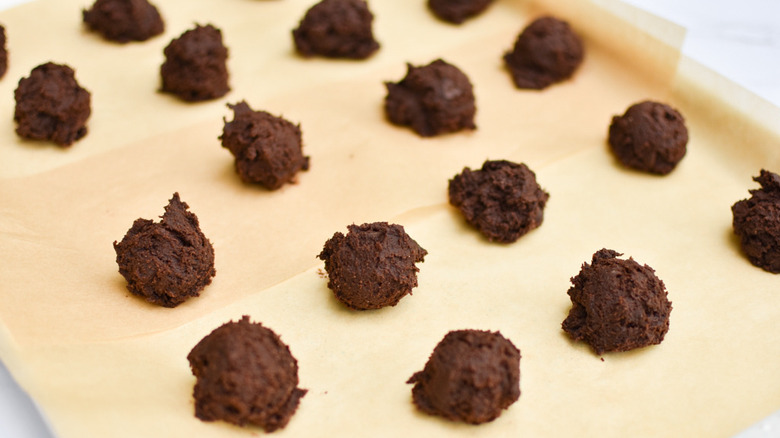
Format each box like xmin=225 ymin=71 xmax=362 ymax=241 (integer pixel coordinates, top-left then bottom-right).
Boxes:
xmin=14 ymin=62 xmax=91 ymax=146
xmin=160 ymin=24 xmax=229 ymax=101
xmin=292 ymin=0 xmax=379 ymax=59
xmin=503 ymin=16 xmax=584 ymax=90
xmin=562 ymin=249 xmax=672 ymax=355
xmin=0 ymin=24 xmax=7 ymax=78
xmin=113 ymin=193 xmax=216 ymax=308
xmin=220 ymin=101 xmax=310 ymax=190
xmin=187 ymin=315 xmax=307 ymax=432
xmin=384 ymin=59 xmax=476 ymax=137
xmin=731 ymin=169 xmax=780 ymax=273
xmin=428 ymin=0 xmax=494 ymax=24
xmin=448 ymin=160 xmax=549 ymax=243
xmin=407 ymin=329 xmax=521 ymax=424
xmin=83 ymin=0 xmax=164 ymax=43
xmin=608 ymin=100 xmax=688 ymax=175
xmin=317 ymin=222 xmax=427 ymax=310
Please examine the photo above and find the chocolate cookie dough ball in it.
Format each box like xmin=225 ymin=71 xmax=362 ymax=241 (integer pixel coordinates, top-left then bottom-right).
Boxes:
xmin=428 ymin=0 xmax=494 ymax=24
xmin=220 ymin=101 xmax=310 ymax=190
xmin=14 ymin=62 xmax=91 ymax=146
xmin=608 ymin=100 xmax=688 ymax=175
xmin=160 ymin=24 xmax=229 ymax=102
xmin=407 ymin=329 xmax=521 ymax=424
xmin=562 ymin=249 xmax=672 ymax=355
xmin=113 ymin=193 xmax=215 ymax=308
xmin=83 ymin=0 xmax=164 ymax=43
xmin=0 ymin=25 xmax=7 ymax=79
xmin=292 ymin=0 xmax=379 ymax=59
xmin=188 ymin=316 xmax=307 ymax=432
xmin=384 ymin=59 xmax=476 ymax=137
xmin=318 ymin=222 xmax=427 ymax=310
xmin=731 ymin=170 xmax=780 ymax=273
xmin=503 ymin=16 xmax=584 ymax=90
xmin=448 ymin=160 xmax=549 ymax=243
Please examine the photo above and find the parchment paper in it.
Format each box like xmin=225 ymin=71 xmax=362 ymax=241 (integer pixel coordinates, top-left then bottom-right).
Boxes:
xmin=0 ymin=0 xmax=778 ymax=436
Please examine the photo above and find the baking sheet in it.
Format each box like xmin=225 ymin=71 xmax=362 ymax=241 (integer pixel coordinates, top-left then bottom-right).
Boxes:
xmin=0 ymin=0 xmax=778 ymax=436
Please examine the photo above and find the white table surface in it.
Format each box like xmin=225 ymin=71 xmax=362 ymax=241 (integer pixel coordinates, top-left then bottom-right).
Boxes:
xmin=0 ymin=1 xmax=778 ymax=437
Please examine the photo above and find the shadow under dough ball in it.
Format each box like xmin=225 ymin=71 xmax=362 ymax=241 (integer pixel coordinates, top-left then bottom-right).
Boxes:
xmin=448 ymin=160 xmax=549 ymax=243
xmin=608 ymin=100 xmax=688 ymax=175
xmin=428 ymin=0 xmax=495 ymax=24
xmin=188 ymin=316 xmax=307 ymax=432
xmin=292 ymin=0 xmax=379 ymax=59
xmin=83 ymin=0 xmax=164 ymax=43
xmin=407 ymin=329 xmax=521 ymax=424
xmin=503 ymin=16 xmax=584 ymax=90
xmin=14 ymin=62 xmax=91 ymax=147
xmin=384 ymin=58 xmax=476 ymax=137
xmin=562 ymin=249 xmax=672 ymax=355
xmin=220 ymin=101 xmax=310 ymax=190
xmin=113 ymin=193 xmax=215 ymax=308
xmin=731 ymin=169 xmax=780 ymax=273
xmin=160 ymin=24 xmax=229 ymax=102
xmin=318 ymin=222 xmax=427 ymax=310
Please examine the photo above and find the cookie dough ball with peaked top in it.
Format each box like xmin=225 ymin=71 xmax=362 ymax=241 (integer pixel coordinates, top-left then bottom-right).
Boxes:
xmin=384 ymin=59 xmax=476 ymax=137
xmin=318 ymin=222 xmax=427 ymax=310
xmin=113 ymin=193 xmax=215 ymax=307
xmin=562 ymin=249 xmax=672 ymax=355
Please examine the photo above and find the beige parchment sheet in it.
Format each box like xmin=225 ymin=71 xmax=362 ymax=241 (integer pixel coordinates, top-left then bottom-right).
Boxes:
xmin=1 ymin=0 xmax=779 ymax=437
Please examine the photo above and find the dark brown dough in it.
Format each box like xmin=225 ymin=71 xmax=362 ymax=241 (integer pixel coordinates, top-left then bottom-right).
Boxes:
xmin=113 ymin=193 xmax=215 ymax=308
xmin=160 ymin=24 xmax=229 ymax=102
xmin=292 ymin=0 xmax=379 ymax=59
xmin=0 ymin=24 xmax=7 ymax=79
xmin=448 ymin=160 xmax=549 ymax=243
xmin=562 ymin=249 xmax=672 ymax=355
xmin=187 ymin=316 xmax=307 ymax=432
xmin=317 ymin=222 xmax=427 ymax=310
xmin=503 ymin=16 xmax=584 ymax=90
xmin=731 ymin=169 xmax=780 ymax=273
xmin=608 ymin=100 xmax=688 ymax=175
xmin=384 ymin=59 xmax=476 ymax=137
xmin=83 ymin=0 xmax=164 ymax=43
xmin=428 ymin=0 xmax=494 ymax=24
xmin=407 ymin=329 xmax=520 ymax=424
xmin=220 ymin=101 xmax=310 ymax=190
xmin=14 ymin=62 xmax=91 ymax=147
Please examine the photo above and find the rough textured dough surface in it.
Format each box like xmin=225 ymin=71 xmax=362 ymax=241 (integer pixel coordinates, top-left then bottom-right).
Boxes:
xmin=448 ymin=160 xmax=549 ymax=243
xmin=292 ymin=0 xmax=379 ymax=59
xmin=0 ymin=25 xmax=6 ymax=79
xmin=318 ymin=222 xmax=427 ymax=310
xmin=384 ymin=59 xmax=476 ymax=137
xmin=407 ymin=329 xmax=521 ymax=424
xmin=562 ymin=249 xmax=672 ymax=355
xmin=427 ymin=0 xmax=494 ymax=24
xmin=113 ymin=193 xmax=216 ymax=308
xmin=608 ymin=100 xmax=688 ymax=175
xmin=0 ymin=0 xmax=779 ymax=437
xmin=503 ymin=16 xmax=584 ymax=89
xmin=160 ymin=24 xmax=229 ymax=101
xmin=731 ymin=169 xmax=780 ymax=273
xmin=187 ymin=315 xmax=307 ymax=432
xmin=13 ymin=62 xmax=91 ymax=146
xmin=220 ymin=101 xmax=310 ymax=190
xmin=82 ymin=0 xmax=164 ymax=43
